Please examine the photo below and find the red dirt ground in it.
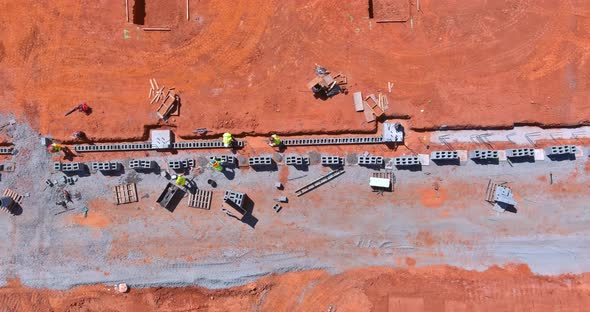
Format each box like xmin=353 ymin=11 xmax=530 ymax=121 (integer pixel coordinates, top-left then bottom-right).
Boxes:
xmin=1 ymin=266 xmax=589 ymax=311
xmin=1 ymin=0 xmax=590 ymax=142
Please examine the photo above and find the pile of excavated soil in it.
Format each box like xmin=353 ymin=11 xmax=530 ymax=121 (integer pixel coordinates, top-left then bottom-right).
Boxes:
xmin=1 ymin=1 xmax=590 ymax=142
xmin=1 ymin=266 xmax=589 ymax=311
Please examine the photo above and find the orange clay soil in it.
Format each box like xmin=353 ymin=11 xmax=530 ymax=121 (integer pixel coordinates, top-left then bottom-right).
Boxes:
xmin=1 ymin=265 xmax=589 ymax=312
xmin=2 ymin=0 xmax=590 ymax=142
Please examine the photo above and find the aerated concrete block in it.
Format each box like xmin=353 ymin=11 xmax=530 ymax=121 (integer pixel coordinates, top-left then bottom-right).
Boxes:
xmin=506 ymin=148 xmax=535 ymax=158
xmin=249 ymin=156 xmax=273 ymax=166
xmin=357 ymin=156 xmax=384 ymax=166
xmin=224 ymin=190 xmax=246 ymax=208
xmin=470 ymin=150 xmax=499 ymax=160
xmin=545 ymin=145 xmax=576 ymax=156
xmin=285 ymin=155 xmax=310 ymax=166
xmin=392 ymin=156 xmax=421 ymax=166
xmin=430 ymin=151 xmax=459 ymax=160
xmin=321 ymin=156 xmax=344 ymax=166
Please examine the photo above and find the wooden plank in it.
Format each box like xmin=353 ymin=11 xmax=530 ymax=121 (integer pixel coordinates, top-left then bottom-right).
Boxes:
xmin=125 ymin=0 xmax=129 ymax=22
xmin=353 ymin=92 xmax=364 ymax=112
xmin=362 ymin=101 xmax=376 ymax=122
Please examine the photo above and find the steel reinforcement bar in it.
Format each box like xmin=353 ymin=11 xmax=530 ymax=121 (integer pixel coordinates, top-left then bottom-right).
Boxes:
xmin=74 ymin=140 xmax=245 ymax=152
xmin=282 ymin=136 xmax=383 ymax=146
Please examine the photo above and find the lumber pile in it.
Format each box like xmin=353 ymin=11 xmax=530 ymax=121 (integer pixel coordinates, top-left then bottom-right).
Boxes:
xmin=149 ymin=79 xmax=179 ymax=120
xmin=353 ymin=90 xmax=389 ymax=123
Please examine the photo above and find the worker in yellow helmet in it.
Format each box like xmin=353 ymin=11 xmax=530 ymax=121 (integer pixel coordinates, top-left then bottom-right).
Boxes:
xmin=47 ymin=143 xmax=64 ymax=153
xmin=175 ymin=175 xmax=187 ymax=187
xmin=222 ymin=132 xmax=233 ymax=148
xmin=210 ymin=158 xmax=223 ymax=172
xmin=268 ymin=134 xmax=281 ymax=147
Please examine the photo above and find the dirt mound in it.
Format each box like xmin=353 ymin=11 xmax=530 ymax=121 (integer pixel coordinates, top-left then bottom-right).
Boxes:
xmin=1 ymin=265 xmax=589 ymax=311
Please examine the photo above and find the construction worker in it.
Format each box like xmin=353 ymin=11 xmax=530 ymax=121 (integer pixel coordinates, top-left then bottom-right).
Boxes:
xmin=77 ymin=103 xmax=90 ymax=113
xmin=268 ymin=134 xmax=281 ymax=147
xmin=222 ymin=132 xmax=233 ymax=148
xmin=48 ymin=143 xmax=64 ymax=153
xmin=175 ymin=175 xmax=187 ymax=187
xmin=210 ymin=158 xmax=223 ymax=172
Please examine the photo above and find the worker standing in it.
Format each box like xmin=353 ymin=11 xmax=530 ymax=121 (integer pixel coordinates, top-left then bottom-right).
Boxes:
xmin=222 ymin=132 xmax=233 ymax=148
xmin=210 ymin=159 xmax=223 ymax=172
xmin=268 ymin=134 xmax=282 ymax=147
xmin=175 ymin=175 xmax=187 ymax=187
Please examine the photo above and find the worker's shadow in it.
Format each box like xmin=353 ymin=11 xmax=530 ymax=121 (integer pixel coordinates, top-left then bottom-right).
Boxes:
xmin=240 ymin=197 xmax=258 ymax=229
xmin=9 ymin=204 xmax=23 ymax=216
xmin=221 ymin=167 xmax=236 ymax=180
xmin=83 ymin=107 xmax=93 ymax=115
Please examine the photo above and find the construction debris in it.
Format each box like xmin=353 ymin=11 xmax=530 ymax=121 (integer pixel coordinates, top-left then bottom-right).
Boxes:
xmin=485 ymin=180 xmax=517 ymax=212
xmin=307 ymin=64 xmax=347 ymax=98
xmin=149 ymin=79 xmax=179 ymax=120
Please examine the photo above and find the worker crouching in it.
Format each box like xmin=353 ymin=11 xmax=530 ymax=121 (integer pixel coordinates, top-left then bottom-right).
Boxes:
xmin=210 ymin=159 xmax=223 ymax=172
xmin=268 ymin=134 xmax=282 ymax=147
xmin=222 ymin=132 xmax=233 ymax=148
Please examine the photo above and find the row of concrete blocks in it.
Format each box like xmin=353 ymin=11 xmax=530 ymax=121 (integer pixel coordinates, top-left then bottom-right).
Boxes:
xmin=281 ymin=136 xmax=384 ymax=146
xmin=249 ymin=156 xmax=273 ymax=166
xmin=168 ymin=159 xmax=195 ymax=170
xmin=223 ymin=190 xmax=245 ymax=208
xmin=285 ymin=155 xmax=310 ymax=166
xmin=0 ymin=147 xmax=13 ymax=155
xmin=74 ymin=140 xmax=246 ymax=153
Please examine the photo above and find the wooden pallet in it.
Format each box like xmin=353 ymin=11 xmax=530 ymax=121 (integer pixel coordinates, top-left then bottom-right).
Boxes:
xmin=114 ymin=183 xmax=138 ymax=205
xmin=188 ymin=189 xmax=213 ymax=210
xmin=371 ymin=172 xmax=396 ymax=191
xmin=2 ymin=188 xmax=23 ymax=205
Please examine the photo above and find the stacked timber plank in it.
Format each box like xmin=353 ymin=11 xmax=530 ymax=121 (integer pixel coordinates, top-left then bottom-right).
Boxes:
xmin=149 ymin=79 xmax=179 ymax=120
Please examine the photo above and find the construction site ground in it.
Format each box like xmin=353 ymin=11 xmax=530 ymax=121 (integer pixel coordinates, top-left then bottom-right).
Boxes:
xmin=2 ymin=0 xmax=590 ymax=142
xmin=2 ymin=0 xmax=590 ymax=309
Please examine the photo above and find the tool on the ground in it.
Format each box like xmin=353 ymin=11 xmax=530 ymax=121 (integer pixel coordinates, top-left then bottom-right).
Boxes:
xmin=269 ymin=134 xmax=281 ymax=147
xmin=306 ymin=64 xmax=347 ymax=98
xmin=64 ymin=103 xmax=90 ymax=116
xmin=295 ymin=168 xmax=345 ymax=196
xmin=143 ymin=27 xmax=171 ymax=31
xmin=193 ymin=128 xmax=209 ymax=135
xmin=63 ymin=190 xmax=72 ymax=202
xmin=83 ymin=206 xmax=88 ymax=218
xmin=221 ymin=207 xmax=238 ymax=218
xmin=210 ymin=159 xmax=223 ymax=172
xmin=222 ymin=132 xmax=234 ymax=148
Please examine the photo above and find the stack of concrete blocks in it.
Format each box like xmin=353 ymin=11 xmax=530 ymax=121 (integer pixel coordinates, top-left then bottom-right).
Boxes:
xmin=272 ymin=203 xmax=282 ymax=213
xmin=129 ymin=159 xmax=154 ymax=170
xmin=168 ymin=159 xmax=195 ymax=170
xmin=545 ymin=145 xmax=576 ymax=156
xmin=0 ymin=147 xmax=13 ymax=155
xmin=470 ymin=150 xmax=499 ymax=160
xmin=223 ymin=190 xmax=245 ymax=208
xmin=209 ymin=155 xmax=235 ymax=164
xmin=506 ymin=148 xmax=535 ymax=158
xmin=54 ymin=162 xmax=81 ymax=172
xmin=321 ymin=156 xmax=344 ymax=166
xmin=285 ymin=155 xmax=310 ymax=166
xmin=249 ymin=156 xmax=272 ymax=166
xmin=392 ymin=156 xmax=421 ymax=166
xmin=91 ymin=162 xmax=121 ymax=172
xmin=430 ymin=151 xmax=459 ymax=160
xmin=357 ymin=156 xmax=384 ymax=166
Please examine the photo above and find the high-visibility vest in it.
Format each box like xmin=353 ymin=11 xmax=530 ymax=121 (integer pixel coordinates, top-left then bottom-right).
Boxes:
xmin=50 ymin=143 xmax=62 ymax=153
xmin=222 ymin=133 xmax=233 ymax=146
xmin=271 ymin=135 xmax=281 ymax=146
xmin=176 ymin=176 xmax=187 ymax=186
xmin=211 ymin=161 xmax=223 ymax=171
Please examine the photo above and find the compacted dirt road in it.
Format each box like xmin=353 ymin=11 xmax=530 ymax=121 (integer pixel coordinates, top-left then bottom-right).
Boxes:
xmin=2 ymin=266 xmax=589 ymax=312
